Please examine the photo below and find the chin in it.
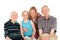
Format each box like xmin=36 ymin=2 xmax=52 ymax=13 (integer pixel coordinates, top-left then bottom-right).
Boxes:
xmin=13 ymin=19 xmax=17 ymax=21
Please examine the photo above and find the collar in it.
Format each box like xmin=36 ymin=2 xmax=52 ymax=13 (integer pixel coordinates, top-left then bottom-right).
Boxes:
xmin=9 ymin=19 xmax=17 ymax=24
xmin=43 ymin=15 xmax=51 ymax=20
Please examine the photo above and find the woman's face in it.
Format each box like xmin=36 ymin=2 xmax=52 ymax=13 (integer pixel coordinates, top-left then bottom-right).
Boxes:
xmin=30 ymin=10 xmax=37 ymax=18
xmin=11 ymin=13 xmax=18 ymax=21
xmin=22 ymin=12 xmax=28 ymax=20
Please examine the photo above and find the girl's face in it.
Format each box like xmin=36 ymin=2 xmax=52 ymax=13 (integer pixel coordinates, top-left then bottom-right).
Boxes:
xmin=30 ymin=10 xmax=37 ymax=18
xmin=22 ymin=12 xmax=28 ymax=20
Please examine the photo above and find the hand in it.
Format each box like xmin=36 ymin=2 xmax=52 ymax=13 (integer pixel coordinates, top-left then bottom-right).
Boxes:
xmin=6 ymin=37 xmax=12 ymax=40
xmin=50 ymin=29 xmax=54 ymax=36
xmin=50 ymin=34 xmax=54 ymax=39
xmin=23 ymin=28 xmax=28 ymax=32
xmin=50 ymin=33 xmax=54 ymax=36
xmin=22 ymin=36 xmax=26 ymax=40
xmin=30 ymin=36 xmax=34 ymax=40
xmin=23 ymin=37 xmax=26 ymax=40
xmin=41 ymin=37 xmax=50 ymax=40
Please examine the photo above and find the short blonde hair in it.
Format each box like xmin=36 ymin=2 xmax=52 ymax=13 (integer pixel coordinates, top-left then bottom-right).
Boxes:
xmin=42 ymin=5 xmax=50 ymax=10
xmin=11 ymin=11 xmax=18 ymax=16
xmin=22 ymin=10 xmax=30 ymax=17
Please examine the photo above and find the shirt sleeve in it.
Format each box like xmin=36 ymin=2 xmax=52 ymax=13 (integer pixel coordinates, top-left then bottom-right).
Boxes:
xmin=4 ymin=24 xmax=8 ymax=38
xmin=51 ymin=18 xmax=57 ymax=32
xmin=38 ymin=18 xmax=42 ymax=30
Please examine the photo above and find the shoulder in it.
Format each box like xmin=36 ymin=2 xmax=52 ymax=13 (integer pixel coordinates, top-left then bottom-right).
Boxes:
xmin=38 ymin=16 xmax=43 ymax=21
xmin=30 ymin=20 xmax=34 ymax=24
xmin=37 ymin=13 xmax=41 ymax=15
xmin=4 ymin=21 xmax=10 ymax=25
xmin=50 ymin=16 xmax=57 ymax=20
xmin=21 ymin=20 xmax=24 ymax=23
xmin=37 ymin=13 xmax=42 ymax=17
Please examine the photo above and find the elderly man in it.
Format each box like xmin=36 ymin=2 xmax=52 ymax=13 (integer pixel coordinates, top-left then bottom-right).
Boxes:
xmin=38 ymin=5 xmax=57 ymax=40
xmin=4 ymin=11 xmax=24 ymax=40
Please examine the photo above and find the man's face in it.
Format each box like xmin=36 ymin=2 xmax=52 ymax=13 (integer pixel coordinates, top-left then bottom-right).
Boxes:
xmin=11 ymin=12 xmax=18 ymax=21
xmin=41 ymin=7 xmax=49 ymax=16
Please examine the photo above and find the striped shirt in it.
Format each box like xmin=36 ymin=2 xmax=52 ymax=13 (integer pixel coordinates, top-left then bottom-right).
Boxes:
xmin=4 ymin=19 xmax=22 ymax=39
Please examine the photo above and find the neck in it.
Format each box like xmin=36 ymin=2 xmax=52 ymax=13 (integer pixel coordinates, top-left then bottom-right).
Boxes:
xmin=24 ymin=19 xmax=28 ymax=23
xmin=11 ymin=20 xmax=16 ymax=23
xmin=45 ymin=16 xmax=49 ymax=19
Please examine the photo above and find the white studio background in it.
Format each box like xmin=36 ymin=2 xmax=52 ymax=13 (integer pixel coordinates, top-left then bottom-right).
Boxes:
xmin=0 ymin=0 xmax=60 ymax=40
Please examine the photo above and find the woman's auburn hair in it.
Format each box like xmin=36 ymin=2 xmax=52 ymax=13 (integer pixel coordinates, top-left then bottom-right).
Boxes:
xmin=29 ymin=6 xmax=37 ymax=13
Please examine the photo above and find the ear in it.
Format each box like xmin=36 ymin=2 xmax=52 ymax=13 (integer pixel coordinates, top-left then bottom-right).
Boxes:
xmin=11 ymin=15 xmax=12 ymax=19
xmin=48 ymin=8 xmax=50 ymax=11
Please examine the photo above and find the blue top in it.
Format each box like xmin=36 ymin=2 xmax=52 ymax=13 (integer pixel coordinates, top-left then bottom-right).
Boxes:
xmin=22 ymin=19 xmax=33 ymax=37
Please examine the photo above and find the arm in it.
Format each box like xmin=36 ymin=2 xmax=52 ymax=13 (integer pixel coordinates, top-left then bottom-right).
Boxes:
xmin=4 ymin=24 xmax=8 ymax=38
xmin=4 ymin=24 xmax=11 ymax=40
xmin=30 ymin=20 xmax=36 ymax=38
xmin=50 ymin=29 xmax=55 ymax=35
xmin=20 ymin=23 xmax=25 ymax=38
xmin=39 ymin=29 xmax=43 ymax=36
xmin=50 ymin=18 xmax=57 ymax=35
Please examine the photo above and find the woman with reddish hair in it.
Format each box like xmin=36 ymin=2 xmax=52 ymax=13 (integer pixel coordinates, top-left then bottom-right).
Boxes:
xmin=29 ymin=6 xmax=42 ymax=39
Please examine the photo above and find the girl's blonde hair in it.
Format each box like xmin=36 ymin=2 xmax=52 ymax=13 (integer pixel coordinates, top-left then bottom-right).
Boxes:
xmin=22 ymin=10 xmax=30 ymax=17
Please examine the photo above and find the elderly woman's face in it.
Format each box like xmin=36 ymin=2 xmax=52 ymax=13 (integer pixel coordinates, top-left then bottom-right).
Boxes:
xmin=30 ymin=10 xmax=36 ymax=18
xmin=11 ymin=12 xmax=18 ymax=21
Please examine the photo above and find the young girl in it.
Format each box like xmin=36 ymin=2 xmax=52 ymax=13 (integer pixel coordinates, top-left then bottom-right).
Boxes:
xmin=20 ymin=10 xmax=36 ymax=40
